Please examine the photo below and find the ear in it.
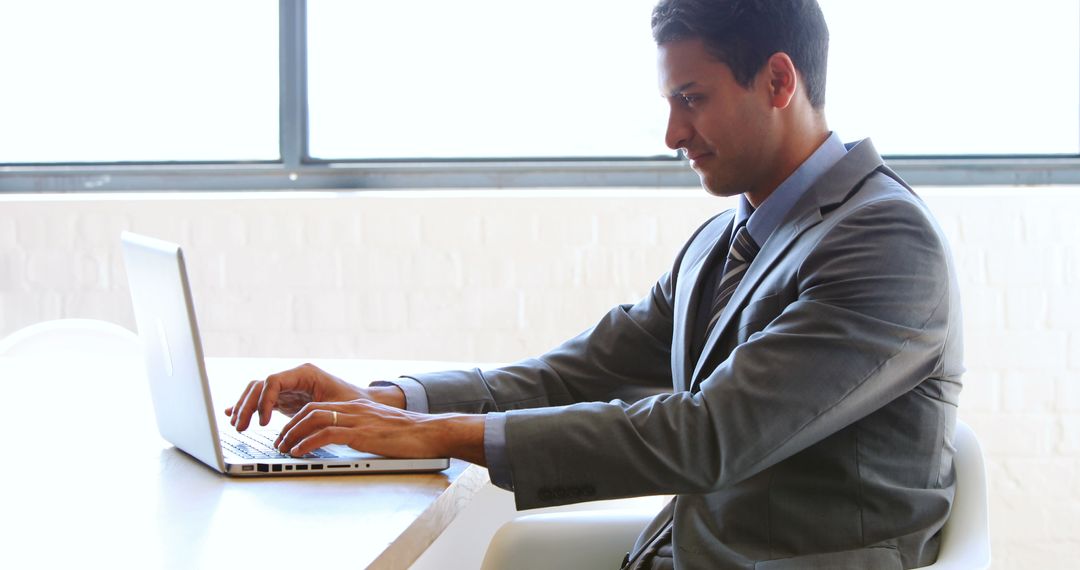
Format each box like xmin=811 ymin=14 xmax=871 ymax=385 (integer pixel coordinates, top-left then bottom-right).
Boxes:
xmin=762 ymin=52 xmax=799 ymax=109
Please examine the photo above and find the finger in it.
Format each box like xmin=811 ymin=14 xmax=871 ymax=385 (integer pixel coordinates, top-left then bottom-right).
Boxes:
xmin=277 ymin=407 xmax=340 ymax=451
xmin=256 ymin=374 xmax=283 ymax=427
xmin=228 ymin=380 xmax=258 ymax=426
xmin=275 ymin=401 xmax=316 ymax=446
xmin=277 ymin=407 xmax=340 ymax=450
xmin=274 ymin=400 xmax=372 ymax=446
xmin=234 ymin=381 xmax=265 ymax=432
xmin=290 ymin=426 xmax=353 ymax=457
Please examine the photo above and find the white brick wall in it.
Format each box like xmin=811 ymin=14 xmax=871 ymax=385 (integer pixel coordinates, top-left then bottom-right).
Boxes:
xmin=1 ymin=186 xmax=1078 ymax=567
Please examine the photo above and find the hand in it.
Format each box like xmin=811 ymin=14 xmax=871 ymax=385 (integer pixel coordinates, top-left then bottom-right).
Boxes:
xmin=223 ymin=363 xmax=405 ymax=431
xmin=274 ymin=400 xmax=487 ymax=466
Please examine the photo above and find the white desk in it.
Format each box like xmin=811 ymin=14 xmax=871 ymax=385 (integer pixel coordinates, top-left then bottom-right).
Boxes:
xmin=0 ymin=356 xmax=490 ymax=569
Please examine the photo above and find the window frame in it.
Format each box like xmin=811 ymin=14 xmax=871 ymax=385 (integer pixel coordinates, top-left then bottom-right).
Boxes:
xmin=2 ymin=0 xmax=1079 ymax=193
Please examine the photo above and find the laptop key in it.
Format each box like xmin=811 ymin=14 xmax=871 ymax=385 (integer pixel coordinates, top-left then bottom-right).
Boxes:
xmin=222 ymin=430 xmax=338 ymax=460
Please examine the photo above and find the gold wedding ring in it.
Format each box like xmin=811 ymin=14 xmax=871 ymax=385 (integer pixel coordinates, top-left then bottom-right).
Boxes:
xmin=332 ymin=410 xmax=338 ymax=426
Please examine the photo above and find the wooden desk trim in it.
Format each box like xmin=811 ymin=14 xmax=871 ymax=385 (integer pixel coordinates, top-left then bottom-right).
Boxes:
xmin=370 ymin=462 xmax=491 ymax=569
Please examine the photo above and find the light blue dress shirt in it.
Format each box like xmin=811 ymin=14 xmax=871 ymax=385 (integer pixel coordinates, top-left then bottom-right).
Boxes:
xmin=738 ymin=131 xmax=847 ymax=247
xmin=383 ymin=132 xmax=847 ymax=491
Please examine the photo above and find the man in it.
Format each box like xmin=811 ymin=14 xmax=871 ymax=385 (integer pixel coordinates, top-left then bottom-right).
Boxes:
xmin=227 ymin=1 xmax=963 ymax=568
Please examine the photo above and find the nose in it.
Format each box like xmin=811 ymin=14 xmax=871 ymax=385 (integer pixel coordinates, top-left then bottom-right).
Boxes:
xmin=664 ymin=104 xmax=692 ymax=152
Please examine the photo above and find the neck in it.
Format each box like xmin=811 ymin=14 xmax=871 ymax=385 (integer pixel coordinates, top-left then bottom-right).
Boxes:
xmin=744 ymin=113 xmax=830 ymax=208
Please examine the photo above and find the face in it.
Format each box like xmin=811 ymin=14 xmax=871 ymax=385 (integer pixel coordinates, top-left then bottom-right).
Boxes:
xmin=658 ymin=38 xmax=777 ymax=199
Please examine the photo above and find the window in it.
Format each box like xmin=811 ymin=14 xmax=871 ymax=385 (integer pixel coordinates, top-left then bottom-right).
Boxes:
xmin=307 ymin=0 xmax=670 ymax=160
xmin=821 ymin=0 xmax=1079 ymax=156
xmin=0 ymin=1 xmax=278 ymax=163
xmin=2 ymin=1 xmax=1078 ymax=191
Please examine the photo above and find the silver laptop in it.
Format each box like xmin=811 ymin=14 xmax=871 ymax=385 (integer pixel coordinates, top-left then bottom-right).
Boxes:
xmin=121 ymin=231 xmax=450 ymax=476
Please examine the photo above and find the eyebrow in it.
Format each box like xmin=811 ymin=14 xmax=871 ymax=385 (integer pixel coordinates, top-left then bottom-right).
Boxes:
xmin=666 ymin=81 xmax=699 ymax=98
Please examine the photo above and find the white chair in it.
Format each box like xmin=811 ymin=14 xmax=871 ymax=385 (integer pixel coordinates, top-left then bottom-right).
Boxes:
xmin=481 ymin=507 xmax=656 ymax=570
xmin=914 ymin=419 xmax=991 ymax=570
xmin=0 ymin=318 xmax=141 ymax=362
xmin=481 ymin=419 xmax=990 ymax=570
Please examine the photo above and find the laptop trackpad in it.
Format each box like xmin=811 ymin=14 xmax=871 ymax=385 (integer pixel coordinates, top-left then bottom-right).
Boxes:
xmin=321 ymin=444 xmax=386 ymax=459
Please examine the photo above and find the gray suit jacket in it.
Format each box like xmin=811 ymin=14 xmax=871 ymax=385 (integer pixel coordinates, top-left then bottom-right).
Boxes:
xmin=409 ymin=139 xmax=963 ymax=569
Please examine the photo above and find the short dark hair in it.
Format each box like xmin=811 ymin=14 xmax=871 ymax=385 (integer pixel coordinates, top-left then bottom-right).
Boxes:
xmin=651 ymin=0 xmax=829 ymax=109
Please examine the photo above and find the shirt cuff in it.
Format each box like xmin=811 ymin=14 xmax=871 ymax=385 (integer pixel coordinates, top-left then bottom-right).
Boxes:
xmin=369 ymin=378 xmax=429 ymax=413
xmin=484 ymin=412 xmax=514 ymax=491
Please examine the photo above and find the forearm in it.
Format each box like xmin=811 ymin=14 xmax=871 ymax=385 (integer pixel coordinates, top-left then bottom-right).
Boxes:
xmin=407 ymin=310 xmax=674 ymax=414
xmin=365 ymin=384 xmax=407 ymax=409
xmin=367 ymin=384 xmax=485 ymax=465
xmin=426 ymin=413 xmax=487 ymax=466
xmin=368 ymin=379 xmax=489 ymax=466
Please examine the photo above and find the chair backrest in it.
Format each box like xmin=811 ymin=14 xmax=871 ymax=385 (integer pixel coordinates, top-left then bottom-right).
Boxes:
xmin=919 ymin=419 xmax=991 ymax=570
xmin=0 ymin=318 xmax=141 ymax=362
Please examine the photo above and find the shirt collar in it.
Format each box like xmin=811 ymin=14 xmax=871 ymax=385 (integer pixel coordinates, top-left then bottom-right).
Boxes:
xmin=734 ymin=131 xmax=847 ymax=246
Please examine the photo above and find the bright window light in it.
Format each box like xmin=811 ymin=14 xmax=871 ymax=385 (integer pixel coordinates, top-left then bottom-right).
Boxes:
xmin=2 ymin=2 xmax=1076 ymax=166
xmin=821 ymin=0 xmax=1080 ymax=155
xmin=0 ymin=1 xmax=279 ymax=163
xmin=307 ymin=0 xmax=672 ymax=160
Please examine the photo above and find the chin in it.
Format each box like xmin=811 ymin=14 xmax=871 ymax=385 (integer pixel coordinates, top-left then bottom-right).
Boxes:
xmin=699 ymin=174 xmax=741 ymax=198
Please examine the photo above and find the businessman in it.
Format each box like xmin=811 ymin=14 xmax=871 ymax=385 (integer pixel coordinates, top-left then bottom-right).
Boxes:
xmin=227 ymin=1 xmax=963 ymax=568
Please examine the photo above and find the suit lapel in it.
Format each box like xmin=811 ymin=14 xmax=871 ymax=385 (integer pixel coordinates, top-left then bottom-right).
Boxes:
xmin=688 ymin=139 xmax=886 ymax=389
xmin=673 ymin=211 xmax=734 ymax=392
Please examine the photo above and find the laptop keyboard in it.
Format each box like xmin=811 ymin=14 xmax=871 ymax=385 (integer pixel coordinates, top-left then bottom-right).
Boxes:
xmin=221 ymin=430 xmax=339 ymax=460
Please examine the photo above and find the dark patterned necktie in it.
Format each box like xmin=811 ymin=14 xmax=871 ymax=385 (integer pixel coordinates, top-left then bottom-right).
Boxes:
xmin=703 ymin=223 xmax=761 ymax=339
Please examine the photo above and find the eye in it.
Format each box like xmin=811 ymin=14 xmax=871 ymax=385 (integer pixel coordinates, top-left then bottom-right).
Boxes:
xmin=680 ymin=94 xmax=702 ymax=108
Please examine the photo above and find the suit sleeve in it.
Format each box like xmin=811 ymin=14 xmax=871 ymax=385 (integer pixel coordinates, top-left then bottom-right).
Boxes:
xmin=404 ymin=274 xmax=676 ymax=412
xmin=500 ymin=196 xmax=957 ymax=510
xmin=401 ymin=215 xmax=728 ymax=414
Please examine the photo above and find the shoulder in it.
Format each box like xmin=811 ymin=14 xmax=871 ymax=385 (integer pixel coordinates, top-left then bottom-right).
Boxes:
xmin=828 ymin=170 xmax=940 ymax=238
xmin=806 ymin=171 xmax=951 ymax=282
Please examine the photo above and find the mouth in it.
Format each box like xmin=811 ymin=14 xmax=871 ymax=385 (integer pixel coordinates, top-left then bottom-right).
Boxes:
xmin=686 ymin=151 xmax=712 ymax=167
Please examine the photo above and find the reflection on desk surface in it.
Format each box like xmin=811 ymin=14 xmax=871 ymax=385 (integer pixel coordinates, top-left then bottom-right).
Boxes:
xmin=0 ymin=356 xmax=488 ymax=570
